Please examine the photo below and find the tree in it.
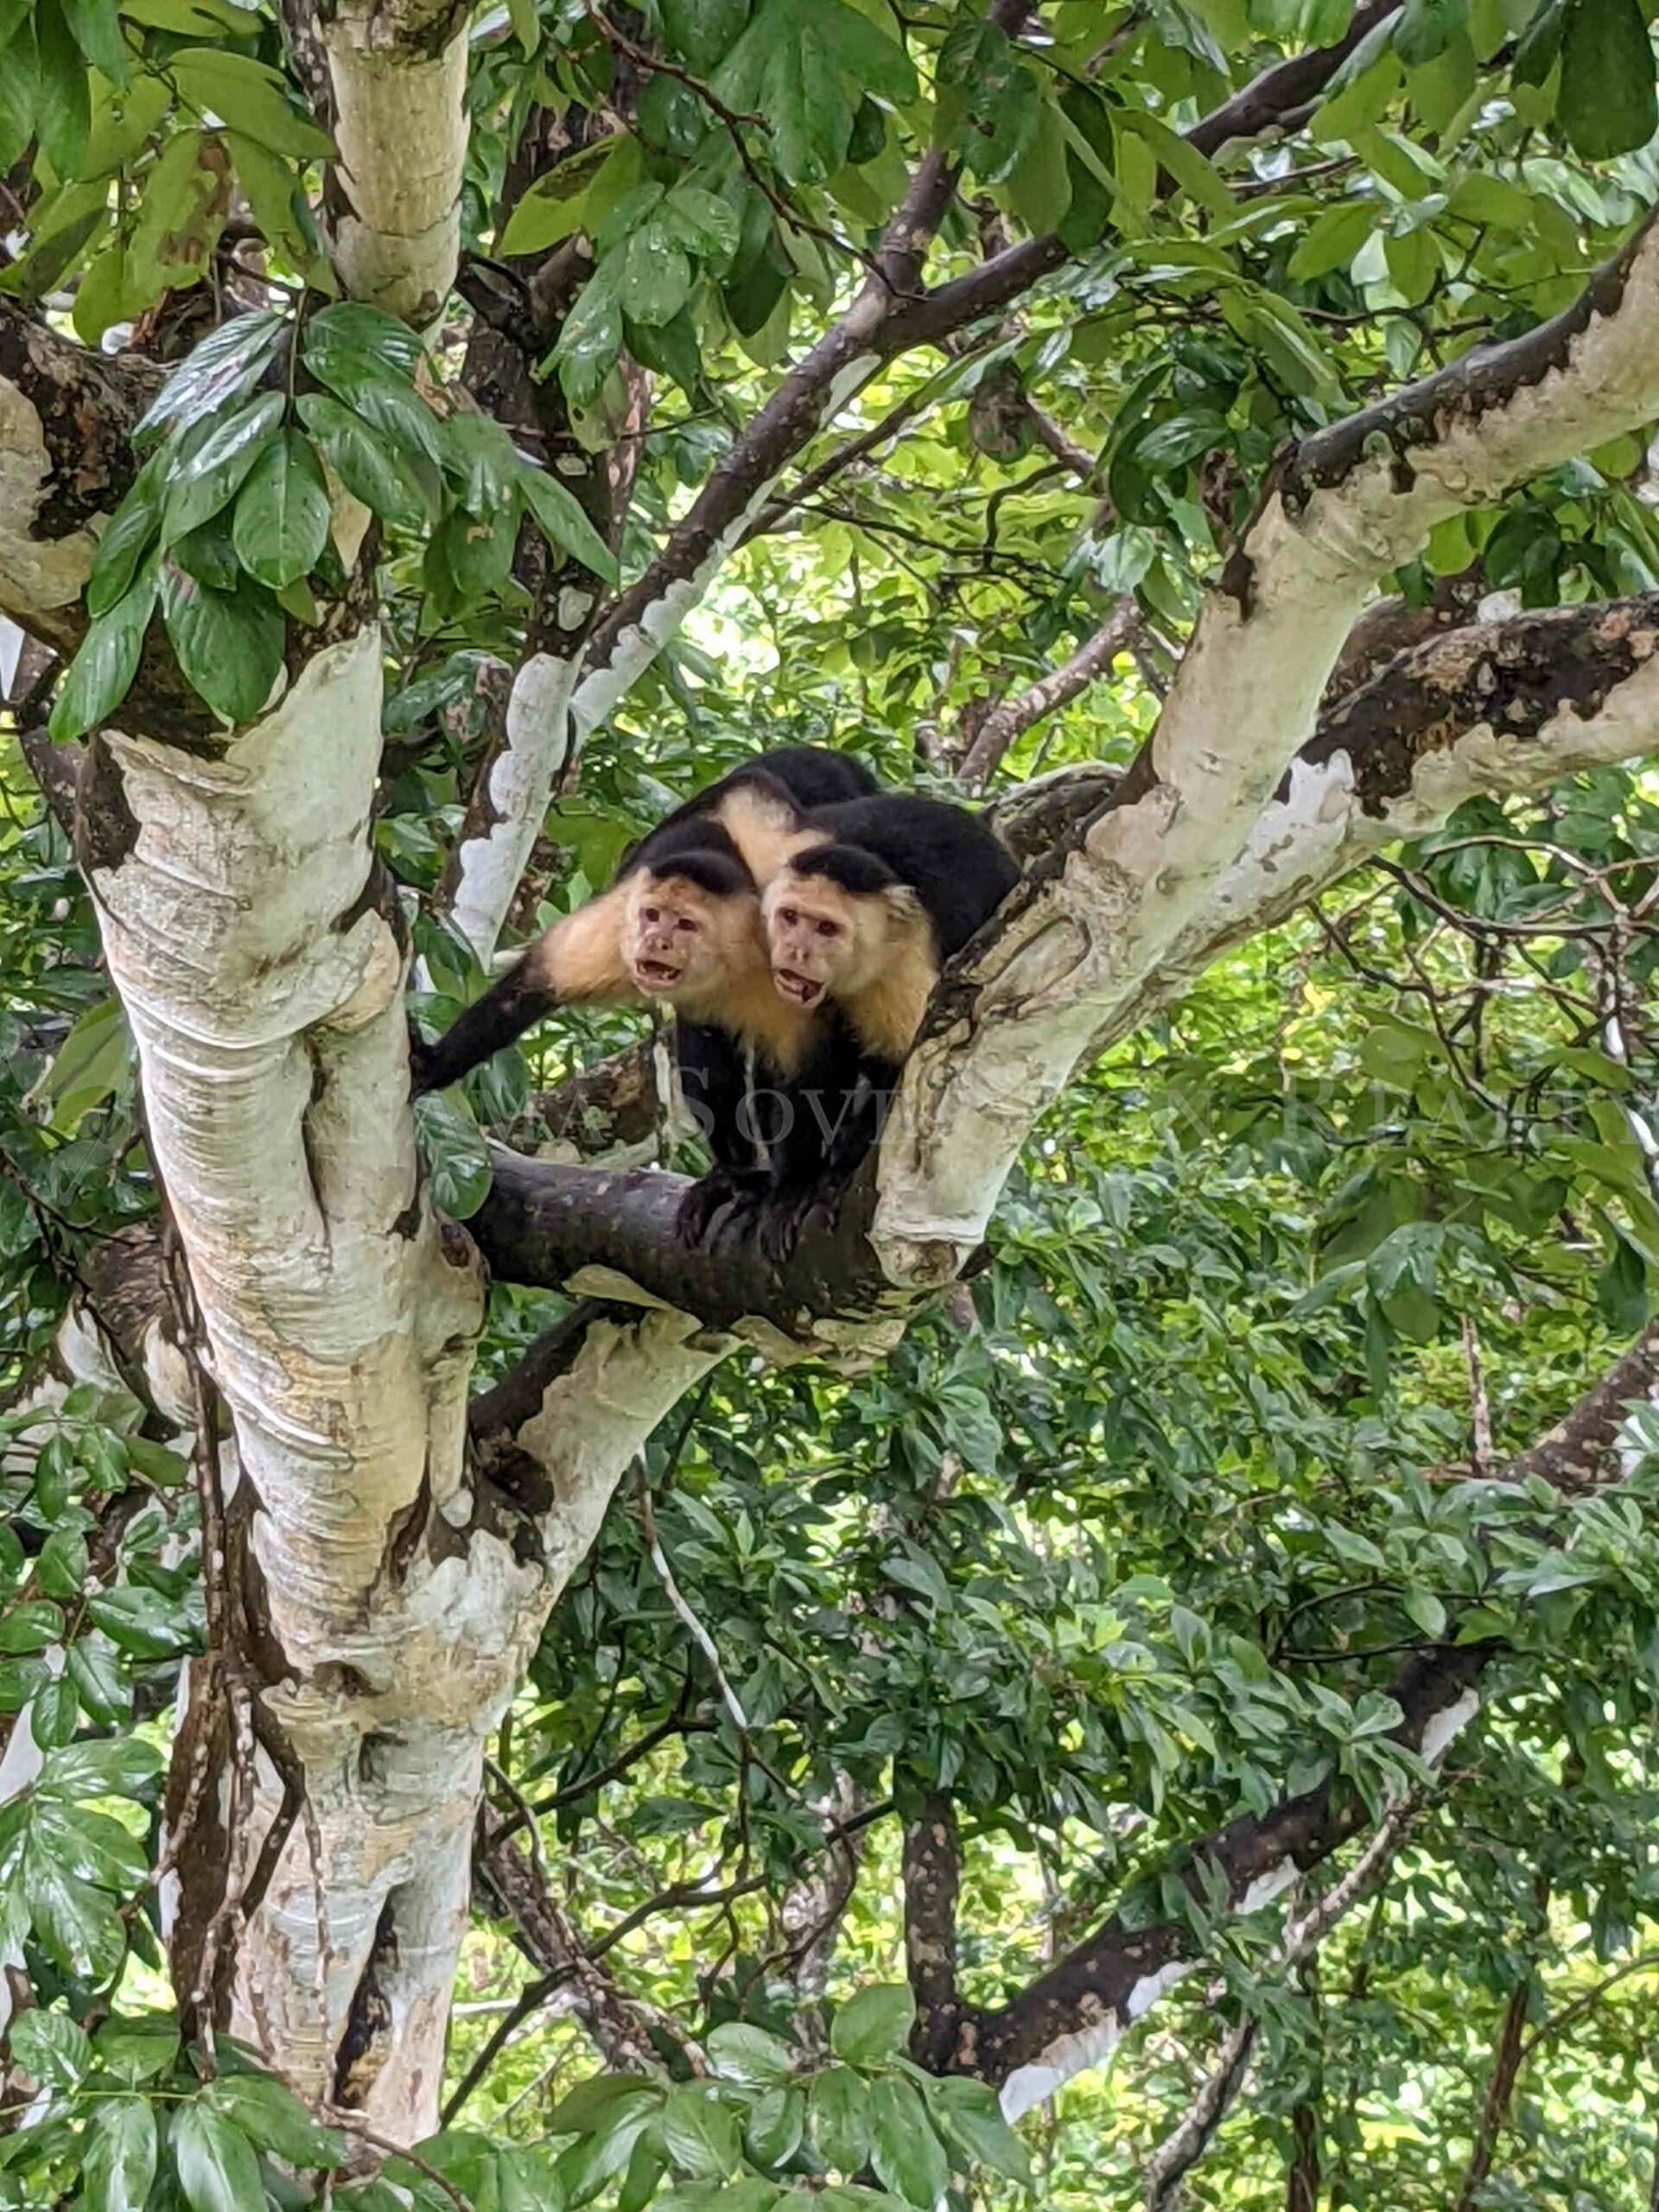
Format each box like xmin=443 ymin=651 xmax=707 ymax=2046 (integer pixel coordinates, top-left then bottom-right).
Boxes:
xmin=1 ymin=0 xmax=1658 ymax=2202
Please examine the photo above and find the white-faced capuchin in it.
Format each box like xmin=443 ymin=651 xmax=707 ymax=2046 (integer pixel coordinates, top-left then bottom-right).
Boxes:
xmin=740 ymin=794 xmax=1022 ymax=1255
xmin=408 ymin=746 xmax=880 ymax=1238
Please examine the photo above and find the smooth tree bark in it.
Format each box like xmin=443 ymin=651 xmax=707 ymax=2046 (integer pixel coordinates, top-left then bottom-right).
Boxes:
xmin=5 ymin=0 xmax=1659 ymax=2150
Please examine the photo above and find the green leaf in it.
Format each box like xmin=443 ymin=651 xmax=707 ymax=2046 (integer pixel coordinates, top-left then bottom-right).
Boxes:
xmin=36 ymin=1528 xmax=89 ymax=1601
xmin=49 ymin=566 xmax=157 ymax=741
xmin=232 ymin=431 xmax=331 ymax=589
xmin=95 ymin=2015 xmax=180 ymax=2085
xmin=0 ymin=20 xmax=37 ymax=176
xmin=169 ymin=48 xmax=334 ymax=159
xmin=518 ymin=468 xmax=620 ymax=584
xmin=33 ymin=1801 xmax=149 ymax=1891
xmin=423 ymin=502 xmax=519 ymax=613
xmin=34 ymin=0 xmax=91 ymax=176
xmin=810 ymin=0 xmax=916 ymax=99
xmin=1559 ymin=0 xmax=1657 ymax=158
xmin=662 ymin=0 xmax=751 ymax=68
xmin=745 ymin=2086 xmax=805 ymax=2170
xmin=1287 ymin=200 xmax=1377 ymax=280
xmin=811 ymin=2067 xmax=874 ymax=2173
xmin=1403 ymin=1587 xmax=1447 ymax=1637
xmin=414 ymin=1090 xmax=493 ymax=1219
xmin=163 ymin=392 xmax=287 ymax=539
xmin=1512 ymin=0 xmax=1563 ymax=82
xmin=160 ymin=562 xmax=285 ymax=725
xmin=29 ymin=1671 xmax=78 ymax=1749
xmin=7 ymin=2008 xmax=92 ymax=2089
xmin=67 ymin=1637 xmax=133 ymax=1726
xmin=1394 ymin=0 xmax=1464 ymax=64
xmin=546 ymin=2075 xmax=662 ymax=2136
xmin=868 ymin=2078 xmax=948 ymax=2210
xmin=660 ymin=2087 xmax=741 ymax=2180
xmin=298 ymin=393 xmax=432 ymax=531
xmin=136 ymin=313 xmax=286 ymax=444
xmin=303 ymin=301 xmax=424 ymax=379
xmin=830 ymin=1984 xmax=915 ymax=2066
xmin=206 ymin=2073 xmax=344 ymax=2168
xmin=171 ymin=2104 xmax=266 ymax=2212
xmin=499 ymin=134 xmax=629 ymax=255
xmin=85 ymin=2097 xmax=158 ymax=2212
xmin=25 ymin=1853 xmax=126 ymax=1979
xmin=39 ymin=1734 xmax=162 ymax=1798
xmin=172 ymin=512 xmax=242 ymax=591
xmin=60 ymin=0 xmax=125 ymax=81
xmin=86 ymin=1582 xmax=194 ymax=1657
xmin=661 ymin=183 xmax=741 ymax=264
xmin=615 ymin=224 xmax=696 ymax=327
xmin=762 ymin=20 xmax=852 ymax=181
xmin=553 ymin=267 xmax=625 ymax=410
xmin=706 ymin=2023 xmax=794 ymax=2088
xmin=0 ymin=1600 xmax=66 ymax=1653
xmin=304 ymin=351 xmax=442 ymax=469
xmin=930 ymin=2080 xmax=1033 ymax=2187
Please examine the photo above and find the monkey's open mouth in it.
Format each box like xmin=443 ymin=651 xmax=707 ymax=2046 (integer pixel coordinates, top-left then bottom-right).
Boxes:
xmin=634 ymin=960 xmax=683 ymax=991
xmin=774 ymin=969 xmax=824 ymax=1007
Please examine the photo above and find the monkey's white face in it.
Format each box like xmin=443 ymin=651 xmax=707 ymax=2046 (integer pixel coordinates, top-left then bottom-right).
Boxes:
xmin=624 ymin=874 xmax=764 ymax=1007
xmin=764 ymin=875 xmax=866 ymax=1008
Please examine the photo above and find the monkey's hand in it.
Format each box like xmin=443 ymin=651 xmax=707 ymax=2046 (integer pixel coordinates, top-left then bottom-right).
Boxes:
xmin=674 ymin=1167 xmax=767 ymax=1247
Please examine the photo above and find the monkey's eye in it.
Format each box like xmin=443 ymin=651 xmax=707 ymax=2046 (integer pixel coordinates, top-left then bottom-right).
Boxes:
xmin=641 ymin=905 xmax=662 ymax=925
xmin=675 ymin=915 xmax=696 ymax=931
xmin=778 ymin=906 xmax=799 ymax=927
xmin=815 ymin=918 xmax=841 ymax=938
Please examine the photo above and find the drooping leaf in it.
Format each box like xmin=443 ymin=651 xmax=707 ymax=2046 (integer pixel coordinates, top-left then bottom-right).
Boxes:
xmin=49 ymin=564 xmax=159 ymax=741
xmin=160 ymin=561 xmax=285 ymax=724
xmin=1558 ymin=0 xmax=1657 ymax=159
xmin=169 ymin=48 xmax=334 ymax=160
xmin=297 ymin=393 xmax=434 ymax=530
xmin=170 ymin=2104 xmax=266 ymax=2212
xmin=84 ymin=2096 xmax=159 ymax=2212
xmin=518 ymin=467 xmax=620 ymax=583
xmin=232 ymin=430 xmax=331 ymax=588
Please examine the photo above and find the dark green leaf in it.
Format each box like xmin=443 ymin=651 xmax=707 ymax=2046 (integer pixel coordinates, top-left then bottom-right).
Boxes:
xmin=39 ymin=1733 xmax=162 ymax=1799
xmin=810 ymin=2067 xmax=872 ymax=2173
xmin=414 ymin=1090 xmax=493 ymax=1220
xmin=25 ymin=1853 xmax=126 ymax=1979
xmin=706 ymin=2023 xmax=793 ymax=2087
xmin=830 ymin=1984 xmax=915 ymax=2066
xmin=0 ymin=1601 xmax=66 ymax=1654
xmin=518 ymin=467 xmax=620 ymax=583
xmin=661 ymin=0 xmax=751 ymax=68
xmin=868 ymin=2078 xmax=948 ymax=2210
xmin=1394 ymin=0 xmax=1464 ymax=64
xmin=7 ymin=2008 xmax=92 ymax=2088
xmin=171 ymin=2104 xmax=266 ymax=2212
xmin=553 ymin=268 xmax=625 ymax=409
xmin=86 ymin=1581 xmax=194 ymax=1657
xmin=660 ymin=2088 xmax=741 ymax=2181
xmin=160 ymin=562 xmax=284 ymax=725
xmin=232 ymin=431 xmax=330 ymax=588
xmin=1559 ymin=0 xmax=1656 ymax=158
xmin=303 ymin=300 xmax=424 ymax=379
xmin=163 ymin=392 xmax=286 ymax=539
xmin=206 ymin=2073 xmax=345 ymax=2168
xmin=298 ymin=393 xmax=433 ymax=530
xmin=136 ymin=313 xmax=285 ymax=443
xmin=85 ymin=2096 xmax=158 ymax=2212
xmin=35 ymin=0 xmax=91 ymax=177
xmin=50 ymin=564 xmax=157 ymax=741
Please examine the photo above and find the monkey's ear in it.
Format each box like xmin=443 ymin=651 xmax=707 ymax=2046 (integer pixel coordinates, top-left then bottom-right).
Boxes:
xmin=880 ymin=883 xmax=928 ymax=930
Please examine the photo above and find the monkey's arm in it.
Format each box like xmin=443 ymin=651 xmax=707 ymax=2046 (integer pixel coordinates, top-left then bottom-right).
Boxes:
xmin=671 ymin=1020 xmax=772 ymax=1244
xmin=410 ymin=893 xmax=632 ymax=1096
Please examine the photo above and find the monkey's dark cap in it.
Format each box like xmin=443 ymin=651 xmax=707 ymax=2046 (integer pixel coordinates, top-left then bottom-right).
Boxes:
xmin=653 ymin=848 xmax=756 ymax=897
xmin=791 ymin=842 xmax=900 ymax=894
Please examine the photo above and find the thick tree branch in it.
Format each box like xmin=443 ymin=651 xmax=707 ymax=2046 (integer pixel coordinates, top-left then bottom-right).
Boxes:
xmin=904 ymin=1794 xmax=963 ymax=2071
xmin=303 ymin=0 xmax=470 ymax=320
xmin=0 ymin=303 xmax=162 ymax=650
xmin=874 ymin=219 xmax=1659 ymax=1284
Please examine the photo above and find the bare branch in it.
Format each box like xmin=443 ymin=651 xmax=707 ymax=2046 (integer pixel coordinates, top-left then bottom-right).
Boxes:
xmin=959 ymin=599 xmax=1141 ymax=785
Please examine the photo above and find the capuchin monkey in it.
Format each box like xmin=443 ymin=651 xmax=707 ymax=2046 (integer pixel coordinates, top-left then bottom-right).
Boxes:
xmin=409 ymin=746 xmax=883 ymax=1247
xmin=765 ymin=794 xmax=1021 ymax=1062
xmin=737 ymin=795 xmax=1021 ymax=1256
xmin=408 ymin=746 xmax=879 ymax=1098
